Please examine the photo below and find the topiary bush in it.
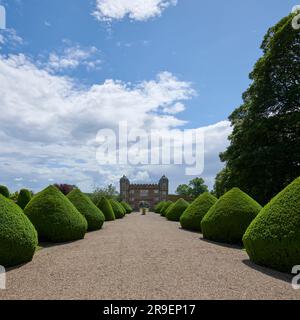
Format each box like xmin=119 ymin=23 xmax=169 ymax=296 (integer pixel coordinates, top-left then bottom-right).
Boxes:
xmin=166 ymin=198 xmax=189 ymax=221
xmin=0 ymin=185 xmax=9 ymax=198
xmin=109 ymin=199 xmax=125 ymax=219
xmin=120 ymin=201 xmax=133 ymax=214
xmin=243 ymin=177 xmax=300 ymax=273
xmin=24 ymin=185 xmax=87 ymax=242
xmin=67 ymin=189 xmax=105 ymax=231
xmin=0 ymin=194 xmax=38 ymax=267
xmin=160 ymin=201 xmax=173 ymax=217
xmin=97 ymin=197 xmax=115 ymax=221
xmin=17 ymin=189 xmax=32 ymax=209
xmin=180 ymin=192 xmax=217 ymax=232
xmin=201 ymin=188 xmax=261 ymax=244
xmin=154 ymin=202 xmax=165 ymax=213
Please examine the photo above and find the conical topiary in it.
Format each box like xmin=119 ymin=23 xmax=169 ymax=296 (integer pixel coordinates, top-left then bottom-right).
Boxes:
xmin=243 ymin=177 xmax=300 ymax=273
xmin=201 ymin=188 xmax=261 ymax=244
xmin=0 ymin=194 xmax=38 ymax=267
xmin=166 ymin=198 xmax=189 ymax=221
xmin=180 ymin=193 xmax=217 ymax=232
xmin=160 ymin=201 xmax=173 ymax=217
xmin=17 ymin=189 xmax=32 ymax=209
xmin=67 ymin=189 xmax=105 ymax=231
xmin=24 ymin=185 xmax=87 ymax=242
xmin=97 ymin=197 xmax=115 ymax=221
xmin=120 ymin=201 xmax=133 ymax=214
xmin=109 ymin=199 xmax=125 ymax=219
xmin=0 ymin=185 xmax=9 ymax=198
xmin=154 ymin=201 xmax=165 ymax=213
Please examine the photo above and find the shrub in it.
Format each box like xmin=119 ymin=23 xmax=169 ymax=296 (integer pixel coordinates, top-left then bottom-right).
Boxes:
xmin=67 ymin=189 xmax=105 ymax=231
xmin=180 ymin=192 xmax=217 ymax=232
xmin=24 ymin=185 xmax=87 ymax=242
xmin=109 ymin=199 xmax=125 ymax=219
xmin=0 ymin=194 xmax=38 ymax=267
xmin=54 ymin=184 xmax=76 ymax=195
xmin=160 ymin=201 xmax=173 ymax=217
xmin=120 ymin=201 xmax=133 ymax=214
xmin=154 ymin=202 xmax=165 ymax=213
xmin=201 ymin=188 xmax=261 ymax=244
xmin=17 ymin=189 xmax=32 ymax=209
xmin=0 ymin=185 xmax=9 ymax=198
xmin=243 ymin=177 xmax=300 ymax=273
xmin=97 ymin=197 xmax=115 ymax=221
xmin=166 ymin=198 xmax=189 ymax=221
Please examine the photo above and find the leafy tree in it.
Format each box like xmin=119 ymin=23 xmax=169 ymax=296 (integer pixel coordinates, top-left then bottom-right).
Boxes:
xmin=215 ymin=12 xmax=300 ymax=204
xmin=91 ymin=184 xmax=119 ymax=205
xmin=54 ymin=184 xmax=77 ymax=195
xmin=176 ymin=177 xmax=208 ymax=199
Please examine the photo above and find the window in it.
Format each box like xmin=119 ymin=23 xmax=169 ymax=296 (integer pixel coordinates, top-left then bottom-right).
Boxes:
xmin=140 ymin=190 xmax=149 ymax=197
xmin=154 ymin=190 xmax=159 ymax=194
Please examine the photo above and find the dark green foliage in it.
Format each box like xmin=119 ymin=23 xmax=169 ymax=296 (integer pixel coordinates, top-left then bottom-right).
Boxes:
xmin=91 ymin=184 xmax=119 ymax=205
xmin=180 ymin=192 xmax=217 ymax=232
xmin=201 ymin=188 xmax=261 ymax=244
xmin=0 ymin=194 xmax=38 ymax=267
xmin=166 ymin=198 xmax=189 ymax=221
xmin=24 ymin=185 xmax=87 ymax=242
xmin=160 ymin=201 xmax=173 ymax=217
xmin=97 ymin=197 xmax=115 ymax=221
xmin=154 ymin=202 xmax=165 ymax=213
xmin=0 ymin=185 xmax=9 ymax=198
xmin=215 ymin=13 xmax=300 ymax=204
xmin=176 ymin=177 xmax=208 ymax=199
xmin=67 ymin=189 xmax=105 ymax=231
xmin=243 ymin=177 xmax=300 ymax=273
xmin=120 ymin=201 xmax=133 ymax=214
xmin=17 ymin=189 xmax=32 ymax=209
xmin=109 ymin=199 xmax=125 ymax=219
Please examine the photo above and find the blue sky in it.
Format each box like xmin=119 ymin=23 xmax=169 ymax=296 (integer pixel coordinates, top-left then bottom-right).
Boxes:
xmin=0 ymin=0 xmax=296 ymax=193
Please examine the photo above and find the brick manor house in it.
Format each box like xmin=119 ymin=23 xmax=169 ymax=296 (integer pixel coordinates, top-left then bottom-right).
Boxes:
xmin=120 ymin=175 xmax=169 ymax=210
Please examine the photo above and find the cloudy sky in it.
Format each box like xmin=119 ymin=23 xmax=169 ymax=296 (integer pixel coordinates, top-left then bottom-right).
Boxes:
xmin=0 ymin=0 xmax=295 ymax=193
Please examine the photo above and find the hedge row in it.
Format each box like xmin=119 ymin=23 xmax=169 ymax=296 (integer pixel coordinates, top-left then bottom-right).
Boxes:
xmin=0 ymin=184 xmax=132 ymax=268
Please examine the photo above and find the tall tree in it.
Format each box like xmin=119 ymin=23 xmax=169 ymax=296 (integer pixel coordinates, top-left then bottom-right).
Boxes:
xmin=215 ymin=12 xmax=300 ymax=204
xmin=176 ymin=177 xmax=208 ymax=199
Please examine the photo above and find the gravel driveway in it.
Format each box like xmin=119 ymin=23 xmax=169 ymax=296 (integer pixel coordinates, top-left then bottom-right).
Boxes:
xmin=1 ymin=212 xmax=299 ymax=300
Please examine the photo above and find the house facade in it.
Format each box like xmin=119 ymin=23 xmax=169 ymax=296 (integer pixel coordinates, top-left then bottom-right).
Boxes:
xmin=120 ymin=175 xmax=169 ymax=210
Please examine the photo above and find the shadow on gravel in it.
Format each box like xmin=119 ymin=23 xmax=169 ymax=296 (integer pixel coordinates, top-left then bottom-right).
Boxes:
xmin=200 ymin=238 xmax=243 ymax=250
xmin=178 ymin=227 xmax=202 ymax=235
xmin=242 ymin=260 xmax=293 ymax=284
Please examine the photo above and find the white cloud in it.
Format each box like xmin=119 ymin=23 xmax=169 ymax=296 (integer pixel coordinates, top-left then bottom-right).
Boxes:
xmin=1 ymin=53 xmax=226 ymax=192
xmin=0 ymin=28 xmax=23 ymax=50
xmin=41 ymin=44 xmax=102 ymax=73
xmin=93 ymin=0 xmax=177 ymax=22
xmin=162 ymin=102 xmax=185 ymax=114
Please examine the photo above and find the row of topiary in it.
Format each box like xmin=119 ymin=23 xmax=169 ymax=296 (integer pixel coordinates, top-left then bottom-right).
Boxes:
xmin=0 ymin=185 xmax=133 ymax=267
xmin=155 ymin=177 xmax=300 ymax=273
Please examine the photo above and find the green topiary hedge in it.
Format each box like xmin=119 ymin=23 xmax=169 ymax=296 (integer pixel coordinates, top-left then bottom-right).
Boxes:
xmin=24 ymin=185 xmax=87 ymax=242
xmin=67 ymin=189 xmax=105 ymax=231
xmin=243 ymin=177 xmax=300 ymax=273
xmin=109 ymin=199 xmax=125 ymax=219
xmin=0 ymin=185 xmax=9 ymax=198
xmin=0 ymin=194 xmax=38 ymax=267
xmin=120 ymin=201 xmax=133 ymax=214
xmin=154 ymin=202 xmax=165 ymax=213
xmin=201 ymin=188 xmax=261 ymax=244
xmin=166 ymin=198 xmax=189 ymax=221
xmin=17 ymin=189 xmax=32 ymax=209
xmin=97 ymin=197 xmax=115 ymax=221
xmin=160 ymin=201 xmax=173 ymax=217
xmin=180 ymin=192 xmax=217 ymax=232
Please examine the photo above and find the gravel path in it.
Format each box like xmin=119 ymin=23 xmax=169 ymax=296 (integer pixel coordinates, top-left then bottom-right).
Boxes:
xmin=1 ymin=212 xmax=299 ymax=300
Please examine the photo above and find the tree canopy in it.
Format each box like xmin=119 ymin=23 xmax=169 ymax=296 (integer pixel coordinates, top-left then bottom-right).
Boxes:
xmin=176 ymin=177 xmax=208 ymax=199
xmin=214 ymin=13 xmax=300 ymax=204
